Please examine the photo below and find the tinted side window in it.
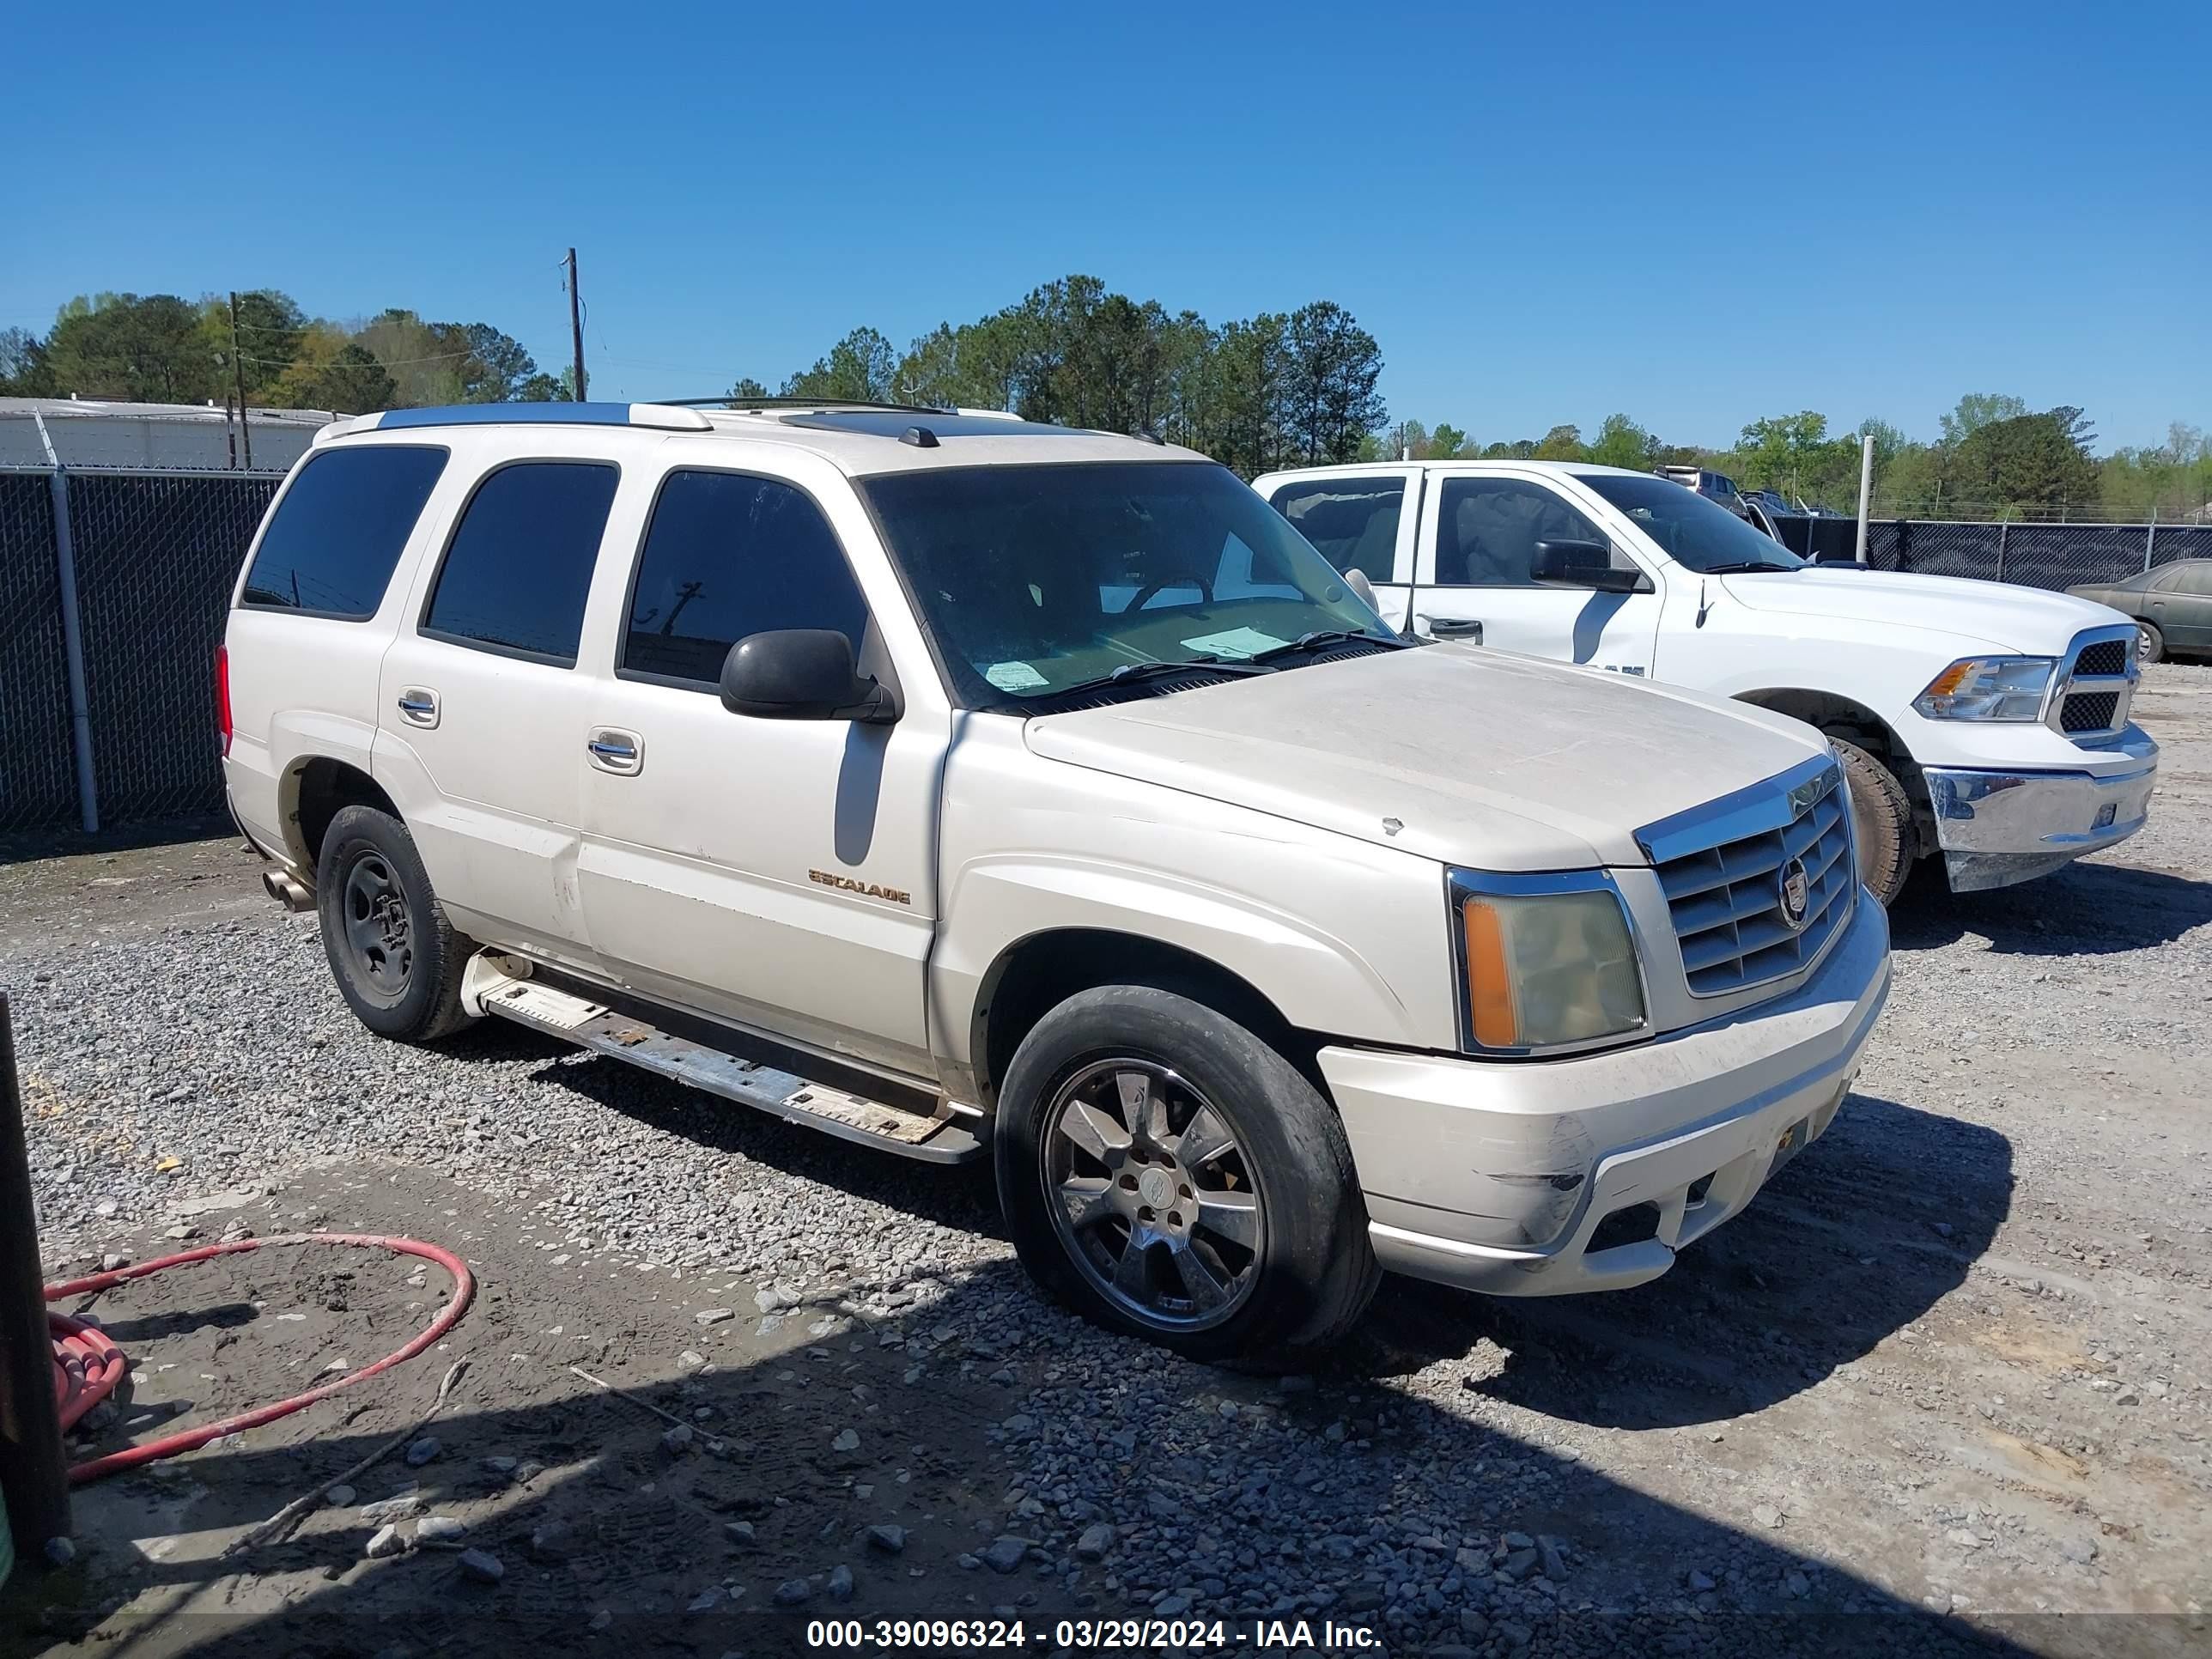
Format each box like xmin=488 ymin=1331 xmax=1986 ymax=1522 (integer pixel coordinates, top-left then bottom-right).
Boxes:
xmin=2174 ymin=563 xmax=2212 ymax=597
xmin=1435 ymin=478 xmax=1607 ymax=586
xmin=1270 ymin=479 xmax=1404 ymax=580
xmin=623 ymin=471 xmax=867 ymax=686
xmin=421 ymin=462 xmax=619 ymax=665
xmin=240 ymin=446 xmax=447 ymax=617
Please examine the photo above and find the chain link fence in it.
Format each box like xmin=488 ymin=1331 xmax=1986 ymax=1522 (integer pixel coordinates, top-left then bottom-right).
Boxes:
xmin=1 ymin=465 xmax=282 ymax=840
xmin=0 ymin=473 xmax=76 ymax=835
xmin=1856 ymin=520 xmax=2212 ymax=589
xmin=3 ymin=465 xmax=2209 ymax=842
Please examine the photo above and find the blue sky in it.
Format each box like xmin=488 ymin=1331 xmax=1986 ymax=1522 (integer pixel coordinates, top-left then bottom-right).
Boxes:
xmin=9 ymin=2 xmax=2206 ymax=449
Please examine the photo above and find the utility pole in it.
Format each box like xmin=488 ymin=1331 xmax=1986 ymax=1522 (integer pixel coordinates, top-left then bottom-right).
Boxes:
xmin=1853 ymin=432 xmax=1875 ymax=564
xmin=564 ymin=249 xmax=587 ymax=402
xmin=228 ymin=292 xmax=253 ymax=471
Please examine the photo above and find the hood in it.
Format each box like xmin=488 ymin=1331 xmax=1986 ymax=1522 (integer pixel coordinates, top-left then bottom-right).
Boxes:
xmin=1022 ymin=645 xmax=1826 ymax=871
xmin=1719 ymin=568 xmax=2121 ymax=653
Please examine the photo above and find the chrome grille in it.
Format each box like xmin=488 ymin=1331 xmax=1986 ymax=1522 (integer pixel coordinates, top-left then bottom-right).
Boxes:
xmin=1646 ymin=763 xmax=1855 ymax=998
xmin=2073 ymin=640 xmax=2126 ymax=678
xmin=2047 ymin=625 xmax=2136 ymax=741
xmin=2060 ymin=691 xmax=2118 ymax=733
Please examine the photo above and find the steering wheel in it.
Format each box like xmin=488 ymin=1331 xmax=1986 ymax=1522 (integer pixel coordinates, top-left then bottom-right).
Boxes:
xmin=1121 ymin=573 xmax=1213 ymax=613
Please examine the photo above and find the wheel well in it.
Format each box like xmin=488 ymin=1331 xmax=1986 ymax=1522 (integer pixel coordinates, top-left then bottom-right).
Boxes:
xmin=287 ymin=758 xmax=399 ymax=875
xmin=1735 ymin=688 xmax=1933 ymax=855
xmin=1734 ymin=688 xmax=1909 ymax=769
xmin=972 ymin=930 xmax=1314 ymax=1110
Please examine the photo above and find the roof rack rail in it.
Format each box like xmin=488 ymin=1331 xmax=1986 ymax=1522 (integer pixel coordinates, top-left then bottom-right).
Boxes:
xmin=653 ymin=396 xmax=956 ymax=414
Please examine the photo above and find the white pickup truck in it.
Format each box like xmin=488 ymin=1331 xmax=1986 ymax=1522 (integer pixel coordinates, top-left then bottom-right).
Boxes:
xmin=1256 ymin=461 xmax=2159 ymax=902
xmin=222 ymin=404 xmax=1889 ymax=1363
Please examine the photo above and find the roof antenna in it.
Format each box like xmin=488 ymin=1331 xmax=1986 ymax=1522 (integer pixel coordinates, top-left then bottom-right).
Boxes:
xmin=901 ymin=425 xmax=939 ymax=448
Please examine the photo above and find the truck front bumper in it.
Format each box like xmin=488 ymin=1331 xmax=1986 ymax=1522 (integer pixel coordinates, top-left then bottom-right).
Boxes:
xmin=1924 ymin=727 xmax=2158 ymax=892
xmin=1317 ymin=886 xmax=1890 ymax=1297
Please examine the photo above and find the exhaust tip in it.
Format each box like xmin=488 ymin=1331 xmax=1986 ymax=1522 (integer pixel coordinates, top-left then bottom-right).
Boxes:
xmin=261 ymin=869 xmax=313 ymax=911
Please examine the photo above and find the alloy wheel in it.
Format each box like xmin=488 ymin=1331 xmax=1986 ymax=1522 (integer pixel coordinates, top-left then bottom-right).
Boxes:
xmin=1039 ymin=1058 xmax=1265 ymax=1330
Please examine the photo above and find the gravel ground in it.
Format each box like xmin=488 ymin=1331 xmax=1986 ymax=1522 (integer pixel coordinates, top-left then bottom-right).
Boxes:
xmin=4 ymin=662 xmax=2210 ymax=1659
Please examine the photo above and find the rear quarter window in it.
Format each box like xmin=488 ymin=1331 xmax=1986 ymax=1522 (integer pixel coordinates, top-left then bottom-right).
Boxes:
xmin=239 ymin=445 xmax=448 ymax=618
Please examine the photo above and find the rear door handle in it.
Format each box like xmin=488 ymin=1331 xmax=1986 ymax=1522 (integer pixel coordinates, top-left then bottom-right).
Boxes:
xmin=1425 ymin=616 xmax=1485 ymax=641
xmin=586 ymin=727 xmax=643 ymax=775
xmin=396 ymin=688 xmax=440 ymax=727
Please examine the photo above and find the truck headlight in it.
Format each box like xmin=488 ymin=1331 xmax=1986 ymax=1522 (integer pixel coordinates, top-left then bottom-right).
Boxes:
xmin=1451 ymin=875 xmax=1647 ymax=1054
xmin=1913 ymin=657 xmax=2055 ymax=721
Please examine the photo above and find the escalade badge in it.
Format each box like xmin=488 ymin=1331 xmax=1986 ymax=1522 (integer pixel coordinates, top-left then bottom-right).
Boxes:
xmin=809 ymin=869 xmax=911 ymax=905
xmin=1778 ymin=856 xmax=1812 ymax=931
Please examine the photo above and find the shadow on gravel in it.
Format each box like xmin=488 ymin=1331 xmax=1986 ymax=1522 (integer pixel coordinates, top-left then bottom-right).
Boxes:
xmin=0 ymin=815 xmax=232 ymax=869
xmin=1891 ymin=859 xmax=2212 ymax=955
xmin=4 ymin=1247 xmax=2039 ymax=1659
xmin=1357 ymin=1092 xmax=2014 ymax=1431
xmin=526 ymin=1048 xmax=1006 ymax=1243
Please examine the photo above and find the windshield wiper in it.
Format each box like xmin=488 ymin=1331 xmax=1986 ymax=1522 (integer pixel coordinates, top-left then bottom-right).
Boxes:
xmin=1039 ymin=654 xmax=1274 ymax=702
xmin=1245 ymin=629 xmax=1409 ymax=665
xmin=1698 ymin=561 xmax=1799 ymax=574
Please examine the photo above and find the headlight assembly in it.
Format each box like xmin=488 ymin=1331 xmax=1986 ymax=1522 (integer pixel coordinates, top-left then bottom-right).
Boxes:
xmin=1451 ymin=875 xmax=1647 ymax=1055
xmin=1913 ymin=657 xmax=2055 ymax=721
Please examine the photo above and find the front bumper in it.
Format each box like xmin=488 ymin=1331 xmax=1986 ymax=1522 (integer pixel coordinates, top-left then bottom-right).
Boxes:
xmin=1318 ymin=885 xmax=1890 ymax=1297
xmin=1925 ymin=726 xmax=2158 ymax=892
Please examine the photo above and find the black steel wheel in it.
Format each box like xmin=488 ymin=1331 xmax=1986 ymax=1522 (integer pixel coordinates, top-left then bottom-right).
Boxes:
xmin=314 ymin=805 xmax=475 ymax=1042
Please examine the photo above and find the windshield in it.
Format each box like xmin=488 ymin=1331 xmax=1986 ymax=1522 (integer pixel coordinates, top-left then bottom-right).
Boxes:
xmin=1580 ymin=474 xmax=1806 ymax=573
xmin=861 ymin=460 xmax=1394 ymax=706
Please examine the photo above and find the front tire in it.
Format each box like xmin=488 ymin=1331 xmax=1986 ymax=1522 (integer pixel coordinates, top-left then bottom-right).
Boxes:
xmin=2136 ymin=620 xmax=2164 ymax=665
xmin=995 ymin=985 xmax=1377 ymax=1367
xmin=1831 ymin=737 xmax=1913 ymax=907
xmin=314 ymin=805 xmax=476 ymax=1042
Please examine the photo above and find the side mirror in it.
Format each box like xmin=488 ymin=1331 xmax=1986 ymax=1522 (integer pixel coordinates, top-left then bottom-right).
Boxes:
xmin=1533 ymin=538 xmax=1644 ymax=593
xmin=1342 ymin=567 xmax=1380 ymax=611
xmin=720 ymin=629 xmax=900 ymax=724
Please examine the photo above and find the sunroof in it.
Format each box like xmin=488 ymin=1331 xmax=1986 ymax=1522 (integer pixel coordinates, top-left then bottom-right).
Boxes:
xmin=779 ymin=410 xmax=1078 ymax=439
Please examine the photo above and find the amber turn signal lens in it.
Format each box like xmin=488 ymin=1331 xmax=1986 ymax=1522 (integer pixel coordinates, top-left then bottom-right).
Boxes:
xmin=1921 ymin=661 xmax=1974 ymax=698
xmin=1461 ymin=897 xmax=1519 ymax=1049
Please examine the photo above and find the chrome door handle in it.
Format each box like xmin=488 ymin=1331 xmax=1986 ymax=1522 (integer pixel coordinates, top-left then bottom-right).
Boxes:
xmin=586 ymin=728 xmax=642 ymax=775
xmin=1425 ymin=617 xmax=1485 ymax=641
xmin=396 ymin=689 xmax=440 ymax=726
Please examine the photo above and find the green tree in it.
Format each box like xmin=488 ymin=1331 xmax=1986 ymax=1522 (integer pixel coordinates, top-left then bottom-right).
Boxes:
xmin=783 ymin=326 xmax=897 ymax=401
xmin=1283 ymin=300 xmax=1386 ymax=464
xmin=459 ymin=324 xmax=541 ymax=402
xmin=0 ymin=326 xmax=52 ymax=395
xmin=43 ymin=294 xmax=221 ymax=403
xmin=292 ymin=343 xmax=396 ymax=414
xmin=1937 ymin=393 xmax=2029 ymax=447
xmin=1588 ymin=413 xmax=1656 ymax=471
xmin=1207 ymin=313 xmax=1291 ymax=476
xmin=724 ymin=376 xmax=770 ymax=403
xmin=1534 ymin=423 xmax=1585 ymax=461
xmin=1425 ymin=422 xmax=1468 ymax=459
xmin=1953 ymin=408 xmax=2101 ymax=515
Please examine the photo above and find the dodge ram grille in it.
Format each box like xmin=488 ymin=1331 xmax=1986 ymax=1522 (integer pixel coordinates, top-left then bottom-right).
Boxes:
xmin=2048 ymin=626 xmax=2136 ymax=740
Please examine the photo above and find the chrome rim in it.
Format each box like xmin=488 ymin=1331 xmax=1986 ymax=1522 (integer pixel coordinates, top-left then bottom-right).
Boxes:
xmin=1039 ymin=1059 xmax=1264 ymax=1331
xmin=341 ymin=853 xmax=413 ymax=1002
xmin=2138 ymin=622 xmax=2158 ymax=659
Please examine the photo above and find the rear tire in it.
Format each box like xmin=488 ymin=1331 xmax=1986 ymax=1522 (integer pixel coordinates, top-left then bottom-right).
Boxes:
xmin=995 ymin=985 xmax=1377 ymax=1368
xmin=1831 ymin=737 xmax=1913 ymax=908
xmin=2136 ymin=620 xmax=2164 ymax=665
xmin=315 ymin=805 xmax=476 ymax=1042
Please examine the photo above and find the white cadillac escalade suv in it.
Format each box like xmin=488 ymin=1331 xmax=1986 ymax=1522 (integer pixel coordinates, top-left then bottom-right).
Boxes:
xmin=1255 ymin=461 xmax=2159 ymax=904
xmin=222 ymin=401 xmax=1891 ymax=1363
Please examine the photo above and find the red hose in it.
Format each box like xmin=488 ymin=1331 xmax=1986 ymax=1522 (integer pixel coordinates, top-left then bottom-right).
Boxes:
xmin=46 ymin=1231 xmax=474 ymax=1485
